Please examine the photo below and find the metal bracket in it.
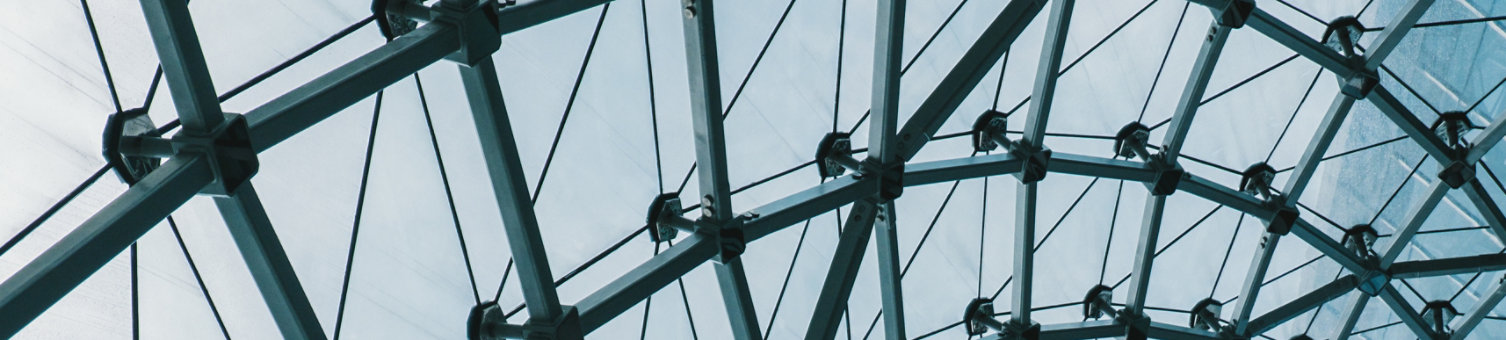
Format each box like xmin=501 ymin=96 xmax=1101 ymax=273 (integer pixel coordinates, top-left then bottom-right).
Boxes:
xmin=1010 ymin=141 xmax=1051 ymax=184
xmin=1001 ymin=320 xmax=1042 ymax=340
xmin=1438 ymin=160 xmax=1476 ymax=189
xmin=862 ymin=159 xmax=904 ymax=201
xmin=101 ymin=108 xmax=163 ymax=185
xmin=1339 ymin=70 xmax=1379 ymax=99
xmin=468 ymin=302 xmax=584 ymax=340
xmin=646 ymin=193 xmax=689 ymax=243
xmin=816 ymin=133 xmax=859 ymax=178
xmin=373 ymin=0 xmax=425 ymax=41
xmin=1239 ymin=162 xmax=1277 ymax=201
xmin=713 ymin=220 xmax=746 ymax=263
xmin=435 ymin=0 xmax=501 ymax=67
xmin=1146 ymin=154 xmax=1185 ymax=196
xmin=972 ymin=109 xmax=1010 ymax=152
xmin=1083 ymin=285 xmax=1117 ymax=320
xmin=171 ymin=114 xmax=258 ymax=196
xmin=1212 ymin=0 xmax=1255 ymax=29
xmin=1265 ymin=204 xmax=1299 ymax=235
xmin=1342 ymin=224 xmax=1379 ymax=260
xmin=1117 ymin=311 xmax=1151 ymax=340
xmin=1357 ymin=270 xmax=1389 ymax=296
xmin=1190 ymin=298 xmax=1223 ymax=331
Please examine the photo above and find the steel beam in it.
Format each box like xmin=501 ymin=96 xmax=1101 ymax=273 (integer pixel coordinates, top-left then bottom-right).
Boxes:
xmin=1463 ymin=180 xmax=1506 ymax=242
xmin=1179 ymin=174 xmax=1275 ymax=217
xmin=1368 ymin=86 xmax=1455 ymax=161
xmin=1290 ymin=219 xmax=1369 ymax=273
xmin=1280 ymin=95 xmax=1356 ymax=200
xmin=248 ymin=23 xmax=461 ymax=152
xmin=679 ymin=1 xmax=761 ymax=337
xmin=1126 ymin=22 xmax=1231 ymax=315
xmin=459 ymin=58 xmax=564 ymax=321
xmin=1451 ymin=274 xmax=1506 ymax=339
xmin=895 ymin=0 xmax=1047 ymax=161
xmin=869 ymin=0 xmax=907 ymax=336
xmin=215 ymin=186 xmax=328 ymax=339
xmin=806 ymin=200 xmax=881 ymax=340
xmin=1389 ymin=253 xmax=1506 ymax=279
xmin=904 ymin=153 xmax=1025 ymax=186
xmin=576 ymin=234 xmax=719 ymax=332
xmin=743 ymin=176 xmax=875 ymax=240
xmin=1038 ymin=320 xmax=1121 ymax=339
xmin=1245 ymin=275 xmax=1359 ymax=336
xmin=1144 ymin=322 xmax=1224 ymax=340
xmin=1380 ymin=181 xmax=1451 ymax=266
xmin=1011 ymin=0 xmax=1073 ymax=326
xmin=1363 ymin=0 xmax=1435 ymax=70
xmin=0 ymin=156 xmax=213 ymax=336
xmin=1049 ymin=153 xmax=1158 ymax=182
xmin=496 ymin=0 xmax=612 ymax=35
xmin=1334 ymin=293 xmax=1370 ymax=340
xmin=1377 ymin=285 xmax=1437 ymax=339
xmin=1244 ymin=8 xmax=1358 ymax=78
xmin=139 ymin=0 xmax=326 ymax=337
xmin=138 ymin=0 xmax=224 ymax=131
xmin=1232 ymin=231 xmax=1282 ymax=335
xmin=1464 ymin=112 xmax=1506 ymax=164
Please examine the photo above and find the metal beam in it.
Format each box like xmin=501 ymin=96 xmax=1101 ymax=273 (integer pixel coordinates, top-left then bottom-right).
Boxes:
xmin=1126 ymin=22 xmax=1231 ymax=315
xmin=1012 ymin=0 xmax=1073 ymax=325
xmin=1232 ymin=231 xmax=1282 ymax=335
xmin=743 ymin=176 xmax=875 ymax=241
xmin=1451 ymin=274 xmax=1506 ymax=339
xmin=1463 ymin=180 xmax=1506 ymax=242
xmin=496 ymin=0 xmax=612 ymax=35
xmin=1038 ymin=320 xmax=1121 ymax=339
xmin=215 ymin=186 xmax=328 ymax=339
xmin=806 ymin=200 xmax=881 ymax=340
xmin=1145 ymin=322 xmax=1224 ymax=340
xmin=1334 ymin=293 xmax=1370 ymax=340
xmin=248 ymin=23 xmax=461 ymax=152
xmin=1179 ymin=174 xmax=1275 ymax=218
xmin=1377 ymin=285 xmax=1437 ymax=339
xmin=1280 ymin=95 xmax=1357 ymax=200
xmin=1245 ymin=275 xmax=1359 ymax=336
xmin=1290 ymin=219 xmax=1369 ymax=273
xmin=1368 ymin=86 xmax=1456 ymax=161
xmin=576 ymin=234 xmax=719 ymax=332
xmin=1464 ymin=111 xmax=1506 ymax=164
xmin=870 ymin=0 xmax=907 ymax=336
xmin=903 ymin=153 xmax=1025 ymax=186
xmin=1244 ymin=8 xmax=1358 ymax=78
xmin=679 ymin=1 xmax=761 ymax=337
xmin=1380 ymin=181 xmax=1451 ymax=266
xmin=0 ymin=156 xmax=213 ymax=336
xmin=458 ymin=58 xmax=563 ymax=321
xmin=139 ymin=0 xmax=326 ymax=337
xmin=1363 ymin=0 xmax=1435 ymax=70
xmin=895 ymin=0 xmax=1047 ymax=161
xmin=1390 ymin=253 xmax=1506 ymax=279
xmin=138 ymin=0 xmax=224 ymax=131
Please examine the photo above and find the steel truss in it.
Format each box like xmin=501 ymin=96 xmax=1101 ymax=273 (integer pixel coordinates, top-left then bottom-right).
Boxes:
xmin=3 ymin=0 xmax=1505 ymax=339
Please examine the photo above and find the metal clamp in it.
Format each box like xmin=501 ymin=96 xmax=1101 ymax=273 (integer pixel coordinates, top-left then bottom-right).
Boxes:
xmin=1212 ymin=0 xmax=1255 ymax=29
xmin=1342 ymin=224 xmax=1378 ymax=260
xmin=1238 ymin=162 xmax=1277 ymax=201
xmin=1189 ymin=298 xmax=1223 ymax=331
xmin=816 ymin=133 xmax=859 ymax=179
xmin=434 ymin=0 xmax=501 ymax=67
xmin=101 ymin=108 xmax=163 ymax=185
xmin=1114 ymin=122 xmax=1183 ymax=195
xmin=171 ymin=114 xmax=258 ymax=196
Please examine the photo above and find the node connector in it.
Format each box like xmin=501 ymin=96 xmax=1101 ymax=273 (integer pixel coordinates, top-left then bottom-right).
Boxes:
xmin=1342 ymin=224 xmax=1378 ymax=259
xmin=1189 ymin=298 xmax=1223 ymax=331
xmin=1433 ymin=111 xmax=1476 ymax=152
xmin=1340 ymin=70 xmax=1379 ymax=99
xmin=1082 ymin=285 xmax=1117 ymax=320
xmin=1422 ymin=300 xmax=1459 ymax=336
xmin=1266 ymin=206 xmax=1298 ymax=235
xmin=715 ymin=222 xmax=746 ymax=263
xmin=1113 ymin=122 xmax=1152 ymax=160
xmin=1290 ymin=335 xmax=1314 ymax=340
xmin=373 ymin=0 xmax=426 ymax=41
xmin=862 ymin=158 xmax=905 ymax=201
xmin=1357 ymin=270 xmax=1389 ymax=296
xmin=1239 ymin=162 xmax=1277 ymax=201
xmin=816 ymin=133 xmax=860 ymax=178
xmin=1010 ymin=141 xmax=1051 ymax=184
xmin=646 ymin=193 xmax=695 ymax=243
xmin=1322 ymin=16 xmax=1365 ymax=59
xmin=1213 ymin=0 xmax=1255 ymax=28
xmin=972 ymin=110 xmax=1009 ymax=152
xmin=171 ymin=114 xmax=258 ymax=196
xmin=963 ymin=298 xmax=999 ymax=336
xmin=435 ymin=0 xmax=501 ymax=67
xmin=101 ymin=108 xmax=163 ymax=185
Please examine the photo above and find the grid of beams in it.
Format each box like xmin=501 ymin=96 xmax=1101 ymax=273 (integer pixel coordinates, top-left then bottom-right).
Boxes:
xmin=4 ymin=0 xmax=1506 ymax=339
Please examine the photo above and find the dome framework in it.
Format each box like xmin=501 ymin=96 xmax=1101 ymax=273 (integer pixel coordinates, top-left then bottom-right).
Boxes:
xmin=2 ymin=0 xmax=1505 ymax=339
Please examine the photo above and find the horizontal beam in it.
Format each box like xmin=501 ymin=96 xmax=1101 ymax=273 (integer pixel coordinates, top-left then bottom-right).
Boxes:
xmin=904 ymin=153 xmax=1023 ymax=186
xmin=575 ymin=233 xmax=718 ymax=332
xmin=1178 ymin=174 xmax=1273 ymax=217
xmin=1050 ymin=153 xmax=1158 ymax=182
xmin=742 ymin=175 xmax=875 ymax=241
xmin=1145 ymin=321 xmax=1223 ymax=340
xmin=1039 ymin=320 xmax=1121 ymax=339
xmin=248 ymin=22 xmax=461 ymax=152
xmin=1290 ymin=219 xmax=1369 ymax=274
xmin=496 ymin=0 xmax=612 ymax=35
xmin=0 ymin=156 xmax=213 ymax=336
xmin=1244 ymin=7 xmax=1358 ymax=78
xmin=1245 ymin=275 xmax=1359 ymax=336
xmin=1390 ymin=253 xmax=1506 ymax=279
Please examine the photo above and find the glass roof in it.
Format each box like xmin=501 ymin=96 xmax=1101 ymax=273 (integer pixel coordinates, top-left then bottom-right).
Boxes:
xmin=2 ymin=0 xmax=1505 ymax=339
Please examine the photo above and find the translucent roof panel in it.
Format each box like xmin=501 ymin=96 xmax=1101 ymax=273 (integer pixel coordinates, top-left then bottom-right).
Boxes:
xmin=3 ymin=0 xmax=1506 ymax=339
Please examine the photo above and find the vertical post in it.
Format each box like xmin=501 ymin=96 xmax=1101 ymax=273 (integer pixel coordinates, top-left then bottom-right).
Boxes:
xmin=869 ymin=0 xmax=907 ymax=338
xmin=806 ymin=201 xmax=881 ymax=340
xmin=1124 ymin=23 xmax=1231 ymax=316
xmin=1012 ymin=0 xmax=1072 ymax=326
xmin=458 ymin=58 xmax=564 ymax=320
xmin=679 ymin=1 xmax=761 ymax=338
xmin=139 ymin=0 xmax=326 ymax=338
